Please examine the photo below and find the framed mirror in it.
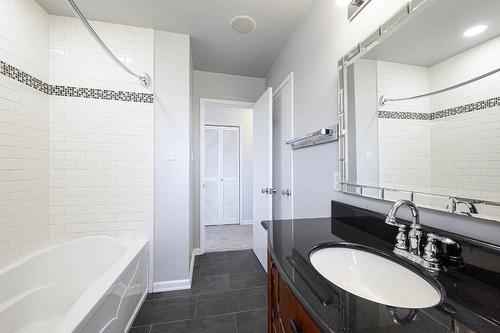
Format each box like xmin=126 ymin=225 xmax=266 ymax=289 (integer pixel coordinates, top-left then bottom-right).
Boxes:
xmin=338 ymin=0 xmax=500 ymax=222
xmin=348 ymin=0 xmax=373 ymax=21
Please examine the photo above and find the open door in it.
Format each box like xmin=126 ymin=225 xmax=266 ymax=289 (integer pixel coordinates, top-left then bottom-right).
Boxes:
xmin=252 ymin=87 xmax=273 ymax=271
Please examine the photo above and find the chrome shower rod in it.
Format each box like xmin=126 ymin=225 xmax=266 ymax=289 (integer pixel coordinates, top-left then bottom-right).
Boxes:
xmin=67 ymin=0 xmax=151 ymax=87
xmin=380 ymin=66 xmax=500 ymax=105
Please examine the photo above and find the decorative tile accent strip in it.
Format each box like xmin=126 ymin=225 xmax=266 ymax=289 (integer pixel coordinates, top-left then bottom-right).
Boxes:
xmin=0 ymin=60 xmax=153 ymax=103
xmin=1 ymin=61 xmax=50 ymax=94
xmin=431 ymin=97 xmax=500 ymax=120
xmin=378 ymin=111 xmax=431 ymax=120
xmin=379 ymin=96 xmax=500 ymax=120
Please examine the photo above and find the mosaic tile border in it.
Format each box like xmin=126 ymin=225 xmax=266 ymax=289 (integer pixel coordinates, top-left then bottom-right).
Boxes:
xmin=0 ymin=60 xmax=153 ymax=103
xmin=379 ymin=96 xmax=500 ymax=120
xmin=378 ymin=111 xmax=431 ymax=120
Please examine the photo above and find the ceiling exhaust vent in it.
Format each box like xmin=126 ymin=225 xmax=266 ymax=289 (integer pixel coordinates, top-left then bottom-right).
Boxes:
xmin=229 ymin=15 xmax=257 ymax=34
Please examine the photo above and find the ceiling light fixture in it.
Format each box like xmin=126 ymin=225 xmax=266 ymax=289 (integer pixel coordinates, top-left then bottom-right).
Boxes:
xmin=463 ymin=24 xmax=488 ymax=38
xmin=229 ymin=15 xmax=257 ymax=34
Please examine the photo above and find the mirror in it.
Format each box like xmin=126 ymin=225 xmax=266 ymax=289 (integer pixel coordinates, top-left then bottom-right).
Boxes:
xmin=338 ymin=0 xmax=500 ymax=222
xmin=348 ymin=0 xmax=373 ymax=21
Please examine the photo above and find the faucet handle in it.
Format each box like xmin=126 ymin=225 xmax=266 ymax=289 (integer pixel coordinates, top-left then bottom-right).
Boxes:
xmin=423 ymin=233 xmax=457 ymax=270
xmin=385 ymin=217 xmax=407 ymax=251
xmin=426 ymin=233 xmax=457 ymax=246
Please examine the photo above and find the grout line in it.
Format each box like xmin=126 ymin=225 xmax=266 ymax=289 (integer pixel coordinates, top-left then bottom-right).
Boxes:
xmin=145 ymin=312 xmax=237 ymax=327
xmin=233 ymin=313 xmax=239 ymax=333
xmin=194 ymin=295 xmax=198 ymax=319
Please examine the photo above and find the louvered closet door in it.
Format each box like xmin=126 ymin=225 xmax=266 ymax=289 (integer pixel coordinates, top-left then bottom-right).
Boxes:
xmin=204 ymin=126 xmax=240 ymax=226
xmin=204 ymin=127 xmax=221 ymax=226
xmin=221 ymin=128 xmax=239 ymax=224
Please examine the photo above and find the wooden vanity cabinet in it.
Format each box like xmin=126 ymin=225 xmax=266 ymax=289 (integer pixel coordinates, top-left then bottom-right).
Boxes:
xmin=268 ymin=253 xmax=323 ymax=333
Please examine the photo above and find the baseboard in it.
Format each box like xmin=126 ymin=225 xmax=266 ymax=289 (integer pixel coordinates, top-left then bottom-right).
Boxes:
xmin=152 ymin=248 xmax=202 ymax=293
xmin=241 ymin=219 xmax=253 ymax=225
xmin=153 ymin=279 xmax=191 ymax=292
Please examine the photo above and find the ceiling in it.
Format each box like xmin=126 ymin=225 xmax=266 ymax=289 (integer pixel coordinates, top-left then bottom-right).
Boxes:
xmin=363 ymin=0 xmax=500 ymax=67
xmin=35 ymin=0 xmax=314 ymax=78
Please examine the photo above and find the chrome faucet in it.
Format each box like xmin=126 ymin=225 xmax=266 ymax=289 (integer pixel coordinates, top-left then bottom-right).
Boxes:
xmin=385 ymin=200 xmax=422 ymax=256
xmin=447 ymin=197 xmax=478 ymax=216
xmin=385 ymin=200 xmax=457 ymax=272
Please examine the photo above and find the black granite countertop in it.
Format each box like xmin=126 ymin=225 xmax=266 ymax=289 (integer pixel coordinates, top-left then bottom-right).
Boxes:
xmin=263 ymin=201 xmax=500 ymax=333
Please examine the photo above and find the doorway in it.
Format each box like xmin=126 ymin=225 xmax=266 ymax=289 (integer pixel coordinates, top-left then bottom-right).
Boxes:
xmin=200 ymin=99 xmax=254 ymax=252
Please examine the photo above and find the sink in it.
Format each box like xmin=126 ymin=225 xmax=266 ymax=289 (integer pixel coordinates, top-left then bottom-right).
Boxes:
xmin=309 ymin=244 xmax=443 ymax=309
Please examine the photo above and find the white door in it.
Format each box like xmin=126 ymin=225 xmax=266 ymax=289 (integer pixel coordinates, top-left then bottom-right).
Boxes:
xmin=204 ymin=126 xmax=240 ymax=225
xmin=252 ymin=88 xmax=273 ymax=271
xmin=273 ymin=75 xmax=294 ymax=220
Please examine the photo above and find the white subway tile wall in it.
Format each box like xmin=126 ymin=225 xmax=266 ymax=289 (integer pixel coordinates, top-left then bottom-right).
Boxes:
xmin=0 ymin=1 xmax=155 ymax=268
xmin=378 ymin=118 xmax=432 ymax=192
xmin=0 ymin=0 xmax=50 ymax=267
xmin=377 ymin=61 xmax=430 ymax=114
xmin=48 ymin=16 xmax=154 ymax=245
xmin=49 ymin=15 xmax=154 ymax=93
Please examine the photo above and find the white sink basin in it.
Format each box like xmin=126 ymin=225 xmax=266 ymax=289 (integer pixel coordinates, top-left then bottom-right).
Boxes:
xmin=309 ymin=245 xmax=443 ymax=309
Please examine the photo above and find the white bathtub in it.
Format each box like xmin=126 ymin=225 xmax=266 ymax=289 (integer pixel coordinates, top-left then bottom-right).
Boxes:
xmin=0 ymin=236 xmax=149 ymax=333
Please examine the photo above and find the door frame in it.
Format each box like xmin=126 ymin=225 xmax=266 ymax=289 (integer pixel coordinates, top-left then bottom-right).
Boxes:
xmin=272 ymin=73 xmax=294 ymax=220
xmin=200 ymin=98 xmax=255 ymax=253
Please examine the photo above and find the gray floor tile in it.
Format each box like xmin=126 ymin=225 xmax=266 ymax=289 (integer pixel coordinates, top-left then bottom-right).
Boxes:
xmin=235 ymin=309 xmax=267 ymax=333
xmin=133 ymin=296 xmax=196 ymax=326
xmin=195 ymin=252 xmax=228 ymax=266
xmin=191 ymin=274 xmax=232 ymax=294
xmin=198 ymin=261 xmax=255 ymax=276
xmin=129 ymin=325 xmax=151 ymax=333
xmin=147 ymin=275 xmax=231 ymax=300
xmin=196 ymin=288 xmax=266 ymax=318
xmin=229 ymin=271 xmax=266 ymax=290
xmin=149 ymin=314 xmax=237 ymax=333
xmin=147 ymin=290 xmax=192 ymax=300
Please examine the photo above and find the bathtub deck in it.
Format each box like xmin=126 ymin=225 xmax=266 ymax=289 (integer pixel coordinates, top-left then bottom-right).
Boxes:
xmin=130 ymin=249 xmax=267 ymax=333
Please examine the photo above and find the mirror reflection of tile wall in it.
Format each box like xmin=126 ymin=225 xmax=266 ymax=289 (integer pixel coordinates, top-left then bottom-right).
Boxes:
xmin=374 ymin=36 xmax=500 ymax=215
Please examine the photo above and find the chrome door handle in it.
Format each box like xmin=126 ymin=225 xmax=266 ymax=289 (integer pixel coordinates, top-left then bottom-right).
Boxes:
xmin=261 ymin=187 xmax=275 ymax=194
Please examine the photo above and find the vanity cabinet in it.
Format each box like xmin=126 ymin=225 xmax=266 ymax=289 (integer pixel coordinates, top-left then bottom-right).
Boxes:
xmin=268 ymin=253 xmax=323 ymax=333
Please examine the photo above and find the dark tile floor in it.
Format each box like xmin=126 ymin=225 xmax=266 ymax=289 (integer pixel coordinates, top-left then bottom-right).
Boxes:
xmin=131 ymin=250 xmax=267 ymax=333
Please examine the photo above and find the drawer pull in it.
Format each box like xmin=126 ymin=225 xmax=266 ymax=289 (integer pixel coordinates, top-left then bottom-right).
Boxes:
xmin=290 ymin=320 xmax=301 ymax=333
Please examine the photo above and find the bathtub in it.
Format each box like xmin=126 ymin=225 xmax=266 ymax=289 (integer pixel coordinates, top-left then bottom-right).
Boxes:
xmin=0 ymin=236 xmax=149 ymax=333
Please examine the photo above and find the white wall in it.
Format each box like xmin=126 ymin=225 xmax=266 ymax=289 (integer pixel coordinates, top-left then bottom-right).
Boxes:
xmin=192 ymin=70 xmax=265 ymax=248
xmin=0 ymin=0 xmax=50 ymax=267
xmin=154 ymin=30 xmax=192 ymax=289
xmin=205 ymin=105 xmax=253 ymax=223
xmin=48 ymin=16 xmax=154 ymax=246
xmin=352 ymin=59 xmax=379 ymax=187
xmin=266 ymin=0 xmax=500 ymax=244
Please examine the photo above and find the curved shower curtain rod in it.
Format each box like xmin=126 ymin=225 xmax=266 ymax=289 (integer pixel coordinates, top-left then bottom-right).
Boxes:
xmin=380 ymin=66 xmax=500 ymax=105
xmin=67 ymin=0 xmax=151 ymax=87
